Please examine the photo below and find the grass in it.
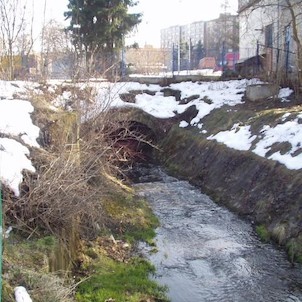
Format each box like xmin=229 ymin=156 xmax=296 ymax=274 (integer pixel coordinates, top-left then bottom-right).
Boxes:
xmin=286 ymin=234 xmax=302 ymax=264
xmin=102 ymin=192 xmax=160 ymax=244
xmin=255 ymin=224 xmax=270 ymax=243
xmin=201 ymin=105 xmax=255 ymax=135
xmin=76 ymin=256 xmax=168 ymax=302
xmin=3 ymin=191 xmax=165 ymax=302
xmin=3 ymin=234 xmax=74 ymax=302
xmin=75 ymin=190 xmax=166 ymax=301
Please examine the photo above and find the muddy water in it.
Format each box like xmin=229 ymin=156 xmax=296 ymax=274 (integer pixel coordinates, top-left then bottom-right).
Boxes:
xmin=134 ymin=167 xmax=302 ymax=302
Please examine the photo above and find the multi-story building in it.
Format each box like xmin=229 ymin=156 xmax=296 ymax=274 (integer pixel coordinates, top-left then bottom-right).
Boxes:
xmin=160 ymin=21 xmax=205 ymax=49
xmin=160 ymin=15 xmax=239 ymax=69
xmin=204 ymin=14 xmax=239 ymax=60
xmin=160 ymin=25 xmax=182 ymax=49
xmin=190 ymin=21 xmax=206 ymax=46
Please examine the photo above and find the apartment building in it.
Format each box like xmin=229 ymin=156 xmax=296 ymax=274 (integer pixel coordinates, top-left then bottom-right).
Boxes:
xmin=160 ymin=14 xmax=239 ymax=69
xmin=160 ymin=21 xmax=205 ymax=49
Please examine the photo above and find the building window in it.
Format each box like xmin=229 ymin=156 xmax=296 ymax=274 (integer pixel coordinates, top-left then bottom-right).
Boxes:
xmin=265 ymin=24 xmax=273 ymax=47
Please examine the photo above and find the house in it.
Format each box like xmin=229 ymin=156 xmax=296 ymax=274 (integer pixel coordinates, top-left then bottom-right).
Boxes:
xmin=238 ymin=0 xmax=302 ymax=81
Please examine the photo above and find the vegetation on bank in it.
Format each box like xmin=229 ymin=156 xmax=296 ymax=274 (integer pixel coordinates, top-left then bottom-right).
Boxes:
xmin=4 ymin=78 xmax=302 ymax=301
xmin=3 ymin=189 xmax=168 ymax=302
xmin=2 ymin=84 xmax=168 ymax=301
xmin=74 ymin=191 xmax=168 ymax=302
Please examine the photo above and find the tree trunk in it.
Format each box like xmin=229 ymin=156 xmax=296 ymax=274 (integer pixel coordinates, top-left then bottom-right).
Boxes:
xmin=286 ymin=0 xmax=302 ymax=85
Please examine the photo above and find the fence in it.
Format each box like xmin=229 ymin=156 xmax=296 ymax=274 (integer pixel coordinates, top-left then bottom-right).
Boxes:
xmin=239 ymin=40 xmax=297 ymax=80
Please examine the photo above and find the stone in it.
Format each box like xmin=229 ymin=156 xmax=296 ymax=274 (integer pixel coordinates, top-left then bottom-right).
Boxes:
xmin=245 ymin=83 xmax=279 ymax=101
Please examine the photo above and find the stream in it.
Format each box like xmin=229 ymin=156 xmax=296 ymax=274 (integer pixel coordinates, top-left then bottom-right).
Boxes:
xmin=133 ymin=166 xmax=302 ymax=302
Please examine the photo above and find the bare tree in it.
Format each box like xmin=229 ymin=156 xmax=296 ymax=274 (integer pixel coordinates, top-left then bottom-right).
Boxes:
xmin=284 ymin=0 xmax=302 ymax=84
xmin=0 ymin=0 xmax=27 ymax=79
xmin=40 ymin=19 xmax=74 ymax=80
xmin=126 ymin=46 xmax=170 ymax=75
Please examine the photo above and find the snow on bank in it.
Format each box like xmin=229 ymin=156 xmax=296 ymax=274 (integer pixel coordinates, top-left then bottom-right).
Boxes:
xmin=0 ymin=81 xmax=31 ymax=99
xmin=253 ymin=114 xmax=302 ymax=169
xmin=91 ymin=78 xmax=300 ymax=171
xmin=0 ymin=100 xmax=40 ymax=147
xmin=208 ymin=124 xmax=257 ymax=151
xmin=92 ymin=78 xmax=260 ymax=124
xmin=0 ymin=77 xmax=300 ymax=196
xmin=0 ymin=138 xmax=36 ymax=196
xmin=0 ymin=84 xmax=40 ymax=196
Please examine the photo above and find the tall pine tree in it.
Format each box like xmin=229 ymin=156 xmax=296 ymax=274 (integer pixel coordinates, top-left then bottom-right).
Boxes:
xmin=64 ymin=0 xmax=141 ymax=74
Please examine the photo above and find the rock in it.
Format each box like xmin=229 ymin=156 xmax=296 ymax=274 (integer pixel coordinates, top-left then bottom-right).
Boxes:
xmin=245 ymin=83 xmax=279 ymax=101
xmin=179 ymin=94 xmax=200 ymax=104
xmin=119 ymin=92 xmax=136 ymax=103
xmin=174 ymin=105 xmax=198 ymax=123
xmin=160 ymin=88 xmax=182 ymax=102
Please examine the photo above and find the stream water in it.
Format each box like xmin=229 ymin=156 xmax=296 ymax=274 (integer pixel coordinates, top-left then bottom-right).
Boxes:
xmin=133 ymin=166 xmax=302 ymax=302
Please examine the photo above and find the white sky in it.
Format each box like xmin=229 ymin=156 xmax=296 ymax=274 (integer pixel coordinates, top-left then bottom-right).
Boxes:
xmin=0 ymin=76 xmax=300 ymax=197
xmin=127 ymin=0 xmax=238 ymax=47
xmin=35 ymin=0 xmax=238 ymax=47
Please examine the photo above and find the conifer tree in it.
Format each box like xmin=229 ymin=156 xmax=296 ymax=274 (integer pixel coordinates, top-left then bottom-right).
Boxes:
xmin=64 ymin=0 xmax=141 ymax=74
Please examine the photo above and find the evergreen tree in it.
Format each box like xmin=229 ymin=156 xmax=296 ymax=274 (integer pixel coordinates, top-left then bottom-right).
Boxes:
xmin=64 ymin=0 xmax=141 ymax=73
xmin=192 ymin=40 xmax=205 ymax=69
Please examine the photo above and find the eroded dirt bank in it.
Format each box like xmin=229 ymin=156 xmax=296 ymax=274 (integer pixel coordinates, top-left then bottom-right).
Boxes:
xmin=155 ymin=125 xmax=302 ymax=261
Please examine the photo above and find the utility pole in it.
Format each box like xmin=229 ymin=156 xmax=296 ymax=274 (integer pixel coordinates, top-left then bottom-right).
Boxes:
xmin=188 ymin=38 xmax=191 ymax=73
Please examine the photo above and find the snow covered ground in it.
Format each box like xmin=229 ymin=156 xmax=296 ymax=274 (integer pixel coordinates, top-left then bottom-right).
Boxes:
xmin=0 ymin=81 xmax=40 ymax=196
xmin=0 ymin=77 xmax=299 ymax=197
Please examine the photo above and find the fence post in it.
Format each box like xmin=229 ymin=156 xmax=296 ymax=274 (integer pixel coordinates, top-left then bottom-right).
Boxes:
xmin=256 ymin=40 xmax=260 ymax=73
xmin=172 ymin=44 xmax=175 ymax=76
xmin=221 ymin=41 xmax=226 ymax=71
xmin=285 ymin=26 xmax=290 ymax=76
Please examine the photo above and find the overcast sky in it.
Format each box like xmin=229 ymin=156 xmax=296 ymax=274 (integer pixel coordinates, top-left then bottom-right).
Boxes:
xmin=127 ymin=0 xmax=238 ymax=47
xmin=36 ymin=0 xmax=238 ymax=47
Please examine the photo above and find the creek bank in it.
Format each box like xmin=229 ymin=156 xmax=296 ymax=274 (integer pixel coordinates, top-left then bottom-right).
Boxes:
xmin=134 ymin=170 xmax=302 ymax=302
xmin=151 ymin=125 xmax=302 ymax=262
xmin=112 ymin=88 xmax=302 ymax=262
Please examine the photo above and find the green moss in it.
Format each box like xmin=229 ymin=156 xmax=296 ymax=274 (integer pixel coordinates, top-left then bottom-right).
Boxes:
xmin=4 ymin=234 xmax=57 ymax=273
xmin=103 ymin=193 xmax=159 ymax=244
xmin=76 ymin=256 xmax=168 ymax=302
xmin=76 ymin=189 xmax=164 ymax=300
xmin=256 ymin=224 xmax=270 ymax=243
xmin=201 ymin=106 xmax=255 ymax=135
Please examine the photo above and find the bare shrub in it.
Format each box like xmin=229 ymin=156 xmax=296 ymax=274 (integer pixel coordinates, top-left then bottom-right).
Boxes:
xmin=4 ymin=81 xmax=154 ymax=242
xmin=4 ymin=147 xmax=105 ymax=239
